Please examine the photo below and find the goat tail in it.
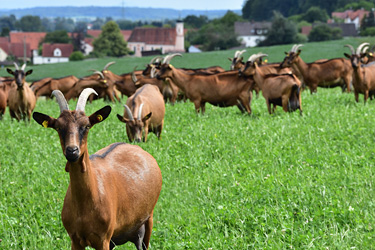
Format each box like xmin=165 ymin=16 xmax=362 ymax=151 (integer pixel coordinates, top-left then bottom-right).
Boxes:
xmin=288 ymin=84 xmax=301 ymax=112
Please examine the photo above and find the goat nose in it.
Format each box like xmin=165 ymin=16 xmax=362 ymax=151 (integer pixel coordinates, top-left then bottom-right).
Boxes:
xmin=66 ymin=146 xmax=78 ymax=154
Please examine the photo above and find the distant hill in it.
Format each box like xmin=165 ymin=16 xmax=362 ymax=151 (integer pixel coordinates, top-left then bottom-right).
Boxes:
xmin=0 ymin=6 xmax=241 ymax=21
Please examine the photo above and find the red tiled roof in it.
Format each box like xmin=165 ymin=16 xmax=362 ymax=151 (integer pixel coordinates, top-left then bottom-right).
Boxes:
xmin=0 ymin=37 xmax=9 ymax=43
xmin=87 ymin=29 xmax=132 ymax=41
xmin=10 ymin=32 xmax=46 ymax=50
xmin=332 ymin=9 xmax=370 ymax=21
xmin=42 ymin=43 xmax=73 ymax=57
xmin=128 ymin=27 xmax=176 ymax=45
xmin=301 ymin=26 xmax=312 ymax=35
xmin=0 ymin=41 xmax=31 ymax=58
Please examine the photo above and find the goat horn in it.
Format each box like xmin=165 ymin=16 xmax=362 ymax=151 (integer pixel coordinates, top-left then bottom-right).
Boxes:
xmin=163 ymin=53 xmax=182 ymax=64
xmin=237 ymin=50 xmax=246 ymax=58
xmin=356 ymin=42 xmax=370 ymax=55
xmin=150 ymin=67 xmax=157 ymax=78
xmin=290 ymin=44 xmax=297 ymax=53
xmin=21 ymin=63 xmax=26 ymax=71
xmin=103 ymin=61 xmax=115 ymax=70
xmin=150 ymin=56 xmax=164 ymax=64
xmin=234 ymin=50 xmax=240 ymax=58
xmin=131 ymin=71 xmax=137 ymax=83
xmin=76 ymin=88 xmax=98 ymax=112
xmin=248 ymin=53 xmax=268 ymax=62
xmin=344 ymin=44 xmax=355 ymax=55
xmin=93 ymin=70 xmax=104 ymax=79
xmin=124 ymin=105 xmax=134 ymax=121
xmin=293 ymin=44 xmax=304 ymax=52
xmin=52 ymin=90 xmax=69 ymax=113
xmin=13 ymin=62 xmax=19 ymax=70
xmin=138 ymin=103 xmax=144 ymax=121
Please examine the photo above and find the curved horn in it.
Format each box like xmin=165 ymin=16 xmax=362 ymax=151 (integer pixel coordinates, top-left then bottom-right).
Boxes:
xmin=290 ymin=44 xmax=297 ymax=53
xmin=103 ymin=61 xmax=116 ymax=70
xmin=248 ymin=53 xmax=268 ymax=62
xmin=163 ymin=53 xmax=182 ymax=64
xmin=76 ymin=88 xmax=98 ymax=112
xmin=234 ymin=50 xmax=240 ymax=58
xmin=344 ymin=44 xmax=355 ymax=55
xmin=131 ymin=71 xmax=137 ymax=83
xmin=21 ymin=63 xmax=26 ymax=71
xmin=138 ymin=103 xmax=144 ymax=121
xmin=150 ymin=67 xmax=157 ymax=78
xmin=293 ymin=44 xmax=304 ymax=52
xmin=150 ymin=56 xmax=164 ymax=64
xmin=93 ymin=70 xmax=104 ymax=79
xmin=356 ymin=42 xmax=370 ymax=55
xmin=13 ymin=62 xmax=19 ymax=70
xmin=124 ymin=105 xmax=134 ymax=121
xmin=52 ymin=90 xmax=69 ymax=113
xmin=237 ymin=50 xmax=246 ymax=58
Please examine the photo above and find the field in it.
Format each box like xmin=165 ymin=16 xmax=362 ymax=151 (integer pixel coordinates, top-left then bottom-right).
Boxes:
xmin=1 ymin=38 xmax=375 ymax=249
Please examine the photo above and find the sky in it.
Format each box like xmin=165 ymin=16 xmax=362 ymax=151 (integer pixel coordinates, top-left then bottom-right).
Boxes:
xmin=2 ymin=0 xmax=244 ymax=10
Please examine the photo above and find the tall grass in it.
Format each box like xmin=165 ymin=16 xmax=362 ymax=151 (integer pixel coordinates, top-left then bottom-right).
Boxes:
xmin=1 ymin=38 xmax=375 ymax=249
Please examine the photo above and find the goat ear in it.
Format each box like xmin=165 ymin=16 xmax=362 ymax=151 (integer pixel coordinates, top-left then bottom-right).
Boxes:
xmin=32 ymin=112 xmax=55 ymax=128
xmin=228 ymin=57 xmax=233 ymax=61
xmin=117 ymin=114 xmax=130 ymax=123
xmin=297 ymin=50 xmax=302 ymax=55
xmin=344 ymin=53 xmax=351 ymax=59
xmin=25 ymin=69 xmax=33 ymax=76
xmin=142 ymin=112 xmax=152 ymax=122
xmin=89 ymin=105 xmax=111 ymax=126
xmin=6 ymin=68 xmax=14 ymax=75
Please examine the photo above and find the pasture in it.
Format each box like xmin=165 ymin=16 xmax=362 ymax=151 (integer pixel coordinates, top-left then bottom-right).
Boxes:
xmin=1 ymin=38 xmax=375 ymax=249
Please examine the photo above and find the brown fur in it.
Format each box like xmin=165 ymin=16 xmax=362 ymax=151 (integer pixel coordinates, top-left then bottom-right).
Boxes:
xmin=117 ymin=84 xmax=165 ymax=142
xmin=34 ymin=75 xmax=79 ymax=98
xmin=32 ymin=93 xmax=162 ymax=250
xmin=280 ymin=50 xmax=353 ymax=94
xmin=30 ymin=77 xmax=53 ymax=96
xmin=65 ymin=74 xmax=108 ymax=101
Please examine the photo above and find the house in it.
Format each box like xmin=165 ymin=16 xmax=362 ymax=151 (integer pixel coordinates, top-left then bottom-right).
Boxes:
xmin=0 ymin=39 xmax=31 ymax=62
xmin=234 ymin=21 xmax=271 ymax=47
xmin=33 ymin=43 xmax=73 ymax=65
xmin=302 ymin=23 xmax=357 ymax=37
xmin=127 ymin=21 xmax=185 ymax=57
xmin=85 ymin=29 xmax=132 ymax=56
xmin=332 ymin=9 xmax=371 ymax=30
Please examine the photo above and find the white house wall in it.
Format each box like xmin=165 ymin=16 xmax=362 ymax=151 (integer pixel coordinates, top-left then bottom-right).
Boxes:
xmin=238 ymin=35 xmax=266 ymax=47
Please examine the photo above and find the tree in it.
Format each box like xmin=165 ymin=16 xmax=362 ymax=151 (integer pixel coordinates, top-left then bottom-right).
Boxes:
xmin=54 ymin=17 xmax=75 ymax=32
xmin=302 ymin=6 xmax=329 ymax=23
xmin=183 ymin=15 xmax=209 ymax=29
xmin=16 ymin=15 xmax=44 ymax=31
xmin=308 ymin=24 xmax=342 ymax=42
xmin=72 ymin=22 xmax=87 ymax=52
xmin=42 ymin=30 xmax=71 ymax=44
xmin=93 ymin=21 xmax=130 ymax=57
xmin=360 ymin=12 xmax=375 ymax=35
xmin=0 ymin=15 xmax=16 ymax=31
xmin=258 ymin=12 xmax=299 ymax=46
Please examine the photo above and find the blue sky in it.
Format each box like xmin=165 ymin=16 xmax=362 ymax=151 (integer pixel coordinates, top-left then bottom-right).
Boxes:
xmin=3 ymin=0 xmax=244 ymax=10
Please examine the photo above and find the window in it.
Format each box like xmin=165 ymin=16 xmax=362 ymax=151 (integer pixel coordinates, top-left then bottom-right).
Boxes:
xmin=54 ymin=48 xmax=62 ymax=57
xmin=133 ymin=46 xmax=136 ymax=52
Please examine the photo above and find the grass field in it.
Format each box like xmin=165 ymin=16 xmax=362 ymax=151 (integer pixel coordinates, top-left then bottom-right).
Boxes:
xmin=1 ymin=38 xmax=375 ymax=249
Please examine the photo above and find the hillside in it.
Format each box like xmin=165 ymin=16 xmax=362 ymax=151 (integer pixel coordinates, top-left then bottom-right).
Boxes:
xmin=0 ymin=6 xmax=241 ymax=21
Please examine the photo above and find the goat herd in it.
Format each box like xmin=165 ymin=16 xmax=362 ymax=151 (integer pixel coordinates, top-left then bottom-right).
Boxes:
xmin=1 ymin=42 xmax=374 ymax=249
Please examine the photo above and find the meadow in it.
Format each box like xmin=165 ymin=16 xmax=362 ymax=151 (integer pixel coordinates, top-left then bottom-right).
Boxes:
xmin=1 ymin=37 xmax=375 ymax=249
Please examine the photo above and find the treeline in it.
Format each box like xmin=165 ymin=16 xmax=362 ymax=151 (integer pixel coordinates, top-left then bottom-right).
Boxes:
xmin=242 ymin=0 xmax=375 ymax=21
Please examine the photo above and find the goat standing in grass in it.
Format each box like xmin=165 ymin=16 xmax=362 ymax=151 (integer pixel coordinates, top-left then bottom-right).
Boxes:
xmin=7 ymin=63 xmax=36 ymax=122
xmin=33 ymin=88 xmax=162 ymax=250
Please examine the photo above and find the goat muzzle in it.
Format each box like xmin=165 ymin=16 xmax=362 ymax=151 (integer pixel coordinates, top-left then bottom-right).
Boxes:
xmin=65 ymin=146 xmax=80 ymax=162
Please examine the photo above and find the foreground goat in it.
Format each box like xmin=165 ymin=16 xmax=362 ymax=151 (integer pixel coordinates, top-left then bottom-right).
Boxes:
xmin=117 ymin=84 xmax=165 ymax=142
xmin=7 ymin=63 xmax=36 ymax=121
xmin=241 ymin=54 xmax=302 ymax=115
xmin=32 ymin=88 xmax=162 ymax=250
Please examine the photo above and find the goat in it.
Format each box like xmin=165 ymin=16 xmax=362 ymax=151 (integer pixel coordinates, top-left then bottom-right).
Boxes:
xmin=156 ymin=54 xmax=254 ymax=114
xmin=32 ymin=88 xmax=162 ymax=250
xmin=280 ymin=44 xmax=353 ymax=94
xmin=6 ymin=63 xmax=36 ymax=122
xmin=64 ymin=71 xmax=108 ymax=101
xmin=34 ymin=75 xmax=79 ymax=98
xmin=241 ymin=53 xmax=302 ymax=115
xmin=0 ymin=82 xmax=7 ymax=119
xmin=344 ymin=43 xmax=375 ymax=103
xmin=117 ymin=84 xmax=165 ymax=142
xmin=30 ymin=77 xmax=53 ymax=96
xmin=228 ymin=50 xmax=246 ymax=70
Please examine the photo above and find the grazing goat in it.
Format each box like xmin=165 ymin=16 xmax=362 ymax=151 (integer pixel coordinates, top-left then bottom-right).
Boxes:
xmin=32 ymin=88 xmax=162 ymax=250
xmin=34 ymin=75 xmax=79 ymax=98
xmin=344 ymin=43 xmax=375 ymax=103
xmin=7 ymin=63 xmax=36 ymax=122
xmin=30 ymin=77 xmax=53 ymax=96
xmin=117 ymin=84 xmax=165 ymax=142
xmin=241 ymin=54 xmax=302 ymax=115
xmin=280 ymin=44 xmax=353 ymax=94
xmin=156 ymin=54 xmax=254 ymax=114
xmin=229 ymin=50 xmax=246 ymax=70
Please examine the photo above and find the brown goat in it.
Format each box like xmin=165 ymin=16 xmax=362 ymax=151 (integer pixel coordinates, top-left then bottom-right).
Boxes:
xmin=156 ymin=54 xmax=254 ymax=114
xmin=241 ymin=54 xmax=302 ymax=115
xmin=344 ymin=43 xmax=375 ymax=103
xmin=7 ymin=63 xmax=36 ymax=121
xmin=280 ymin=44 xmax=353 ymax=94
xmin=228 ymin=50 xmax=247 ymax=70
xmin=32 ymin=88 xmax=162 ymax=250
xmin=34 ymin=75 xmax=79 ymax=98
xmin=117 ymin=84 xmax=165 ymax=142
xmin=30 ymin=77 xmax=53 ymax=96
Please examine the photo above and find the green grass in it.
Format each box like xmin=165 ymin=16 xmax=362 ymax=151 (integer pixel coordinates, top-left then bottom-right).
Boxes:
xmin=1 ymin=38 xmax=375 ymax=249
